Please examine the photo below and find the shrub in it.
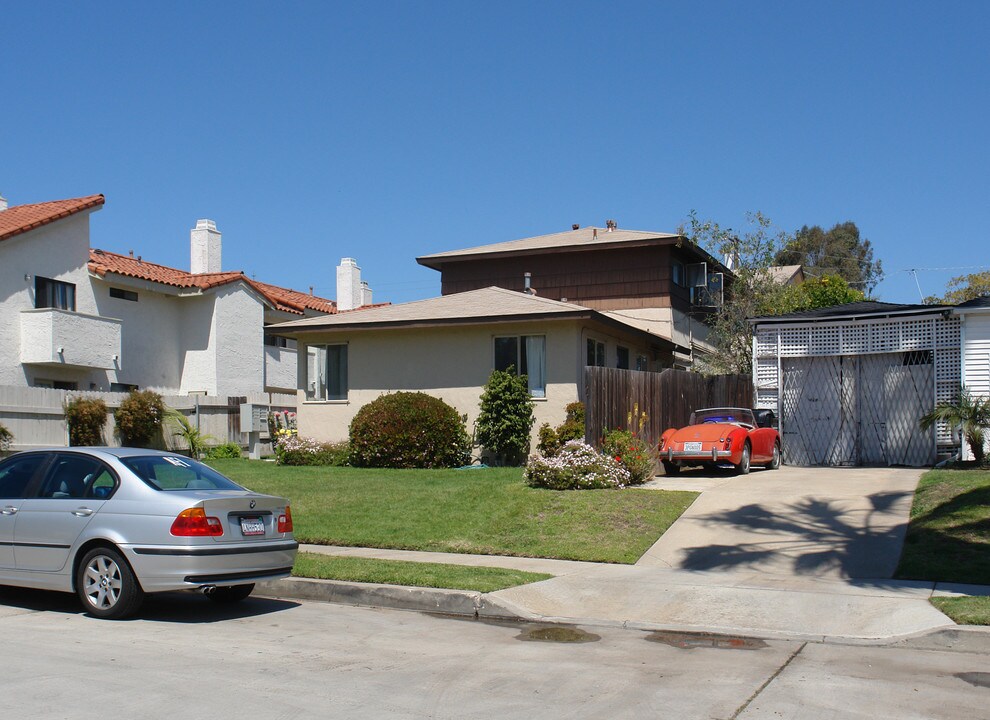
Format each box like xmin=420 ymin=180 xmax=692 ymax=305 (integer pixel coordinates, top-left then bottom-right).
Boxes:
xmin=536 ymin=402 xmax=586 ymax=457
xmin=475 ymin=368 xmax=535 ymax=466
xmin=204 ymin=442 xmax=242 ymax=460
xmin=601 ymin=428 xmax=656 ymax=485
xmin=349 ymin=392 xmax=470 ymax=468
xmin=165 ymin=408 xmax=215 ymax=459
xmin=277 ymin=435 xmax=351 ymax=466
xmin=0 ymin=422 xmax=12 ymax=454
xmin=64 ymin=397 xmax=108 ymax=446
xmin=525 ymin=440 xmax=630 ymax=490
xmin=114 ymin=390 xmax=165 ymax=448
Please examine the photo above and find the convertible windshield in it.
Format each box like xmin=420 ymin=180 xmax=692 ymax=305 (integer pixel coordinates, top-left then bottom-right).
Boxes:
xmin=121 ymin=455 xmax=246 ymax=492
xmin=689 ymin=408 xmax=756 ymax=428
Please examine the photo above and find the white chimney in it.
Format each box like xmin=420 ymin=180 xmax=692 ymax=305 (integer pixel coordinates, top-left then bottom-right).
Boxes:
xmin=336 ymin=258 xmax=362 ymax=311
xmin=190 ymin=219 xmax=221 ymax=274
xmin=0 ymin=194 xmax=8 ymax=212
xmin=360 ymin=280 xmax=373 ymax=307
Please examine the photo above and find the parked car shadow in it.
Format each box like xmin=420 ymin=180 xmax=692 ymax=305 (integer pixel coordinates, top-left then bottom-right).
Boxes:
xmin=0 ymin=586 xmax=299 ymax=623
xmin=676 ymin=490 xmax=915 ymax=580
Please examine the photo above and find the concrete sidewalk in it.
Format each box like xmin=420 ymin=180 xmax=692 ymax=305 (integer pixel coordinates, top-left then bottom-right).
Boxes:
xmin=266 ymin=466 xmax=985 ymax=642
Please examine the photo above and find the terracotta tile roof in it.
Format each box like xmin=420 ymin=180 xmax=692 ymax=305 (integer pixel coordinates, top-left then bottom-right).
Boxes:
xmin=0 ymin=194 xmax=105 ymax=243
xmin=89 ymin=248 xmax=337 ymax=316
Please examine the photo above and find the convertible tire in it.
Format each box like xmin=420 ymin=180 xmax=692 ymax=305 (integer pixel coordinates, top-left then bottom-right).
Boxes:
xmin=661 ymin=460 xmax=681 ymax=476
xmin=207 ymin=584 xmax=255 ymax=604
xmin=769 ymin=442 xmax=781 ymax=470
xmin=736 ymin=443 xmax=751 ymax=475
xmin=77 ymin=546 xmax=145 ymax=620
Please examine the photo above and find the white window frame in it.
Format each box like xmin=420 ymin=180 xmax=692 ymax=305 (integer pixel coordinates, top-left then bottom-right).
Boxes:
xmin=305 ymin=343 xmax=348 ymax=402
xmin=493 ymin=335 xmax=546 ymax=398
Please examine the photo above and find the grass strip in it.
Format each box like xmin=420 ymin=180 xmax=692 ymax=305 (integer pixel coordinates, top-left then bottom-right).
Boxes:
xmin=292 ymin=552 xmax=553 ymax=593
xmin=931 ymin=597 xmax=990 ymax=626
xmin=209 ymin=460 xmax=697 ymax=564
xmin=895 ymin=468 xmax=990 ymax=585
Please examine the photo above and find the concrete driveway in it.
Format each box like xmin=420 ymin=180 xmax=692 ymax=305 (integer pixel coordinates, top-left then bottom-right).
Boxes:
xmin=637 ymin=465 xmax=923 ymax=578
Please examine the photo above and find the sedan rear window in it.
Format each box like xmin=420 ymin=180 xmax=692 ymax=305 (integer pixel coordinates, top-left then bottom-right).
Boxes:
xmin=121 ymin=456 xmax=246 ymax=492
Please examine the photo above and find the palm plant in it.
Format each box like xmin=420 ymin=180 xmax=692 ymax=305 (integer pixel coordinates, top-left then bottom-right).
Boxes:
xmin=919 ymin=387 xmax=990 ymax=465
xmin=165 ymin=409 xmax=215 ymax=460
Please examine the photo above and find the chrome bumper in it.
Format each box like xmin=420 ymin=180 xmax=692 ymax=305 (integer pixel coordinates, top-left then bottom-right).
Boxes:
xmin=665 ymin=448 xmax=732 ymax=462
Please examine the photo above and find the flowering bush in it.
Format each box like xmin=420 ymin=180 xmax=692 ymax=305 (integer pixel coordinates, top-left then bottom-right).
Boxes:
xmin=349 ymin=392 xmax=470 ymax=469
xmin=524 ymin=440 xmax=631 ymax=490
xmin=536 ymin=402 xmax=586 ymax=457
xmin=275 ymin=434 xmax=350 ymax=466
xmin=601 ymin=428 xmax=656 ymax=485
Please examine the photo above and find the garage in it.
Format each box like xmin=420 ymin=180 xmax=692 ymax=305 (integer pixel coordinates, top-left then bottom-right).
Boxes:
xmin=751 ymin=302 xmax=961 ymax=467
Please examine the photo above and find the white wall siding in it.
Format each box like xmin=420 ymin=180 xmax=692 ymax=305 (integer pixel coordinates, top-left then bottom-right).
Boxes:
xmin=214 ymin=285 xmax=265 ymax=397
xmin=962 ymin=312 xmax=990 ymax=461
xmin=0 ymin=213 xmax=101 ymax=387
xmin=178 ymin=294 xmax=219 ymax=395
xmin=265 ymin=346 xmax=297 ymax=392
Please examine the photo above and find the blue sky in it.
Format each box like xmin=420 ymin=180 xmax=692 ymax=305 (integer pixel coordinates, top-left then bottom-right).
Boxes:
xmin=3 ymin=1 xmax=988 ymax=305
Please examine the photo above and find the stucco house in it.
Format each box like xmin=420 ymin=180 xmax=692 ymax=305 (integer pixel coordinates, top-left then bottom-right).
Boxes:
xmin=274 ymin=221 xmax=734 ymax=446
xmin=0 ymin=193 xmax=369 ymax=397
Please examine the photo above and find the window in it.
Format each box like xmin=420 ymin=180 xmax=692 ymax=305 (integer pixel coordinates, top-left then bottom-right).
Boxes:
xmin=494 ymin=335 xmax=546 ymax=398
xmin=616 ymin=346 xmax=630 ymax=370
xmin=121 ymin=455 xmax=245 ymax=491
xmin=586 ymin=339 xmax=606 ymax=367
xmin=109 ymin=287 xmax=138 ymax=302
xmin=265 ymin=334 xmax=296 ymax=349
xmin=35 ymin=276 xmax=76 ymax=311
xmin=635 ymin=354 xmax=650 ymax=372
xmin=0 ymin=454 xmax=47 ymax=499
xmin=306 ymin=344 xmax=348 ymax=401
xmin=110 ymin=383 xmax=138 ymax=392
xmin=38 ymin=455 xmax=113 ymax=499
xmin=33 ymin=379 xmax=78 ymax=390
xmin=672 ymin=261 xmax=685 ymax=287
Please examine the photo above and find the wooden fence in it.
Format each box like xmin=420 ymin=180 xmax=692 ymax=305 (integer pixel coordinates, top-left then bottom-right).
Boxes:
xmin=584 ymin=367 xmax=753 ymax=452
xmin=0 ymin=386 xmax=296 ymax=452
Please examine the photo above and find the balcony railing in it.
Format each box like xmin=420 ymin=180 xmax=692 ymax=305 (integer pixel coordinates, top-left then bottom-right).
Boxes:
xmin=20 ymin=308 xmax=122 ymax=370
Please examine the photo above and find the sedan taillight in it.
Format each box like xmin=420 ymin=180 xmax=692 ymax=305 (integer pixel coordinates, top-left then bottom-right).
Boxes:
xmin=170 ymin=507 xmax=223 ymax=536
xmin=277 ymin=506 xmax=293 ymax=533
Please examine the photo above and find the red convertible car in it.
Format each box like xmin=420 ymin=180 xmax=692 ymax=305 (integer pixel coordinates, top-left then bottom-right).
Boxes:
xmin=658 ymin=408 xmax=781 ymax=475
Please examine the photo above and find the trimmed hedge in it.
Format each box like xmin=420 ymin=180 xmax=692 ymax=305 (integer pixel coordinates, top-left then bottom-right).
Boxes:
xmin=64 ymin=397 xmax=109 ymax=446
xmin=349 ymin=392 xmax=470 ymax=469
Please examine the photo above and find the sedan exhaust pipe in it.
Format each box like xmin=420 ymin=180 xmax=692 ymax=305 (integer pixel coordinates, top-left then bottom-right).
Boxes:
xmin=201 ymin=585 xmax=217 ymax=595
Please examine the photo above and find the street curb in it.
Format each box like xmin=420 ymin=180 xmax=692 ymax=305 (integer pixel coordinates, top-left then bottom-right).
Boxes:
xmin=256 ymin=577 xmax=990 ymax=649
xmin=256 ymin=577 xmax=522 ymax=620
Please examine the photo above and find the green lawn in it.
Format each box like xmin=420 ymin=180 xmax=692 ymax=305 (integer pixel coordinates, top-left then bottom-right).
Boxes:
xmin=895 ymin=468 xmax=990 ymax=586
xmin=208 ymin=460 xmax=697 ymax=564
xmin=894 ymin=469 xmax=990 ymax=625
xmin=292 ymin=552 xmax=552 ymax=592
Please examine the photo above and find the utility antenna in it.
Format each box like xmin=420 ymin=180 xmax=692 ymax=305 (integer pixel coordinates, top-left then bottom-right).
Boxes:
xmin=909 ymin=269 xmax=925 ymax=302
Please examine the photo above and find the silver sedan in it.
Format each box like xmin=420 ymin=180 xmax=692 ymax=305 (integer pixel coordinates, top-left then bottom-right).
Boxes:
xmin=0 ymin=447 xmax=297 ymax=619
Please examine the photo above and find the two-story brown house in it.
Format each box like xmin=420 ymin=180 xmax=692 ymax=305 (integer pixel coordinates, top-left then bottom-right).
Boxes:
xmin=275 ymin=222 xmax=734 ymax=447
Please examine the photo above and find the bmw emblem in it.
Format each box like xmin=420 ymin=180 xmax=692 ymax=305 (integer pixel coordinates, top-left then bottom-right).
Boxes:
xmin=249 ymin=500 xmax=256 ymax=509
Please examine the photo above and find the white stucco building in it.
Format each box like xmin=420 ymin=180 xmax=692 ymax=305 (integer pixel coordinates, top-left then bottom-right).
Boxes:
xmin=0 ymin=193 xmax=370 ymax=397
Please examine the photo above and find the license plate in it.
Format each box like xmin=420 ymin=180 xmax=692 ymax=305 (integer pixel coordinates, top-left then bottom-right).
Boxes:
xmin=240 ymin=518 xmax=265 ymax=536
xmin=684 ymin=442 xmax=703 ymax=452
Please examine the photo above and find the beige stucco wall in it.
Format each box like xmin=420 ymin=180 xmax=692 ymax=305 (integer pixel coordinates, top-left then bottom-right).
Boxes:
xmin=296 ymin=320 xmax=585 ymax=449
xmin=294 ymin=316 xmax=665 ymax=454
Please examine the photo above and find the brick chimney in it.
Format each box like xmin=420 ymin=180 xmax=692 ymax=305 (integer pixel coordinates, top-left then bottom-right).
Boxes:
xmin=190 ymin=219 xmax=221 ymax=274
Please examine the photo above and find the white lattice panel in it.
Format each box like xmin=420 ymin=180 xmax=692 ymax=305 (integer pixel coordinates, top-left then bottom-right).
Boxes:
xmin=756 ymin=389 xmax=777 ymax=409
xmin=810 ymin=325 xmax=840 ymax=355
xmin=778 ymin=327 xmax=810 ymax=357
xmin=841 ymin=325 xmax=868 ymax=354
xmin=755 ymin=358 xmax=777 ymax=388
xmin=870 ymin=322 xmax=900 ymax=353
xmin=755 ymin=331 xmax=777 ymax=357
xmin=900 ymin=319 xmax=933 ymax=350
xmin=936 ymin=317 xmax=961 ymax=347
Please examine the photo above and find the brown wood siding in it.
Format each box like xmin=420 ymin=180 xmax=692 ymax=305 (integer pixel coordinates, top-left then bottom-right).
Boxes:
xmin=438 ymin=245 xmax=697 ymax=313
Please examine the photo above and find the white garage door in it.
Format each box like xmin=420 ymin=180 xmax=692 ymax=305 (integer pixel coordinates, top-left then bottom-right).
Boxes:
xmin=781 ymin=351 xmax=936 ymax=467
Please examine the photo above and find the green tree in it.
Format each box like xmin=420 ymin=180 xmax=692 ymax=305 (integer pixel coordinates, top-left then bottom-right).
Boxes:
xmin=925 ymin=270 xmax=990 ymax=305
xmin=685 ymin=213 xmax=868 ymax=375
xmin=774 ymin=222 xmax=882 ymax=294
xmin=114 ymin=390 xmax=165 ymax=448
xmin=682 ymin=211 xmax=798 ymax=374
xmin=475 ymin=368 xmax=535 ymax=465
xmin=919 ymin=387 xmax=990 ymax=465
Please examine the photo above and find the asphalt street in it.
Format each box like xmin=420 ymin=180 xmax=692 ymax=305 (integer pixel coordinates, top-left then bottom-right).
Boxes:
xmin=2 ymin=588 xmax=988 ymax=719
